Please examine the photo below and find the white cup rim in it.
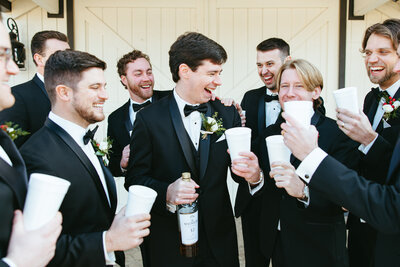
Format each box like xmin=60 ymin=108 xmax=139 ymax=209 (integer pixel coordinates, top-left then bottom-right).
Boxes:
xmin=333 ymin=87 xmax=357 ymax=95
xmin=29 ymin=173 xmax=71 ymax=188
xmin=225 ymin=127 xmax=251 ymax=136
xmin=265 ymin=135 xmax=284 ymax=144
xmin=129 ymin=185 xmax=157 ymax=198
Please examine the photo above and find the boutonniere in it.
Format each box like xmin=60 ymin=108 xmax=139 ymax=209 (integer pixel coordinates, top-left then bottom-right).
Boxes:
xmin=200 ymin=112 xmax=226 ymax=140
xmin=0 ymin=121 xmax=29 ymax=141
xmin=91 ymin=137 xmax=113 ymax=166
xmin=381 ymin=95 xmax=400 ymax=122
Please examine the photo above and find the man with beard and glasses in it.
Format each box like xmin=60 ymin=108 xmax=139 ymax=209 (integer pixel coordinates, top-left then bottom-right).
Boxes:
xmin=19 ymin=50 xmax=151 ymax=267
xmin=334 ymin=19 xmax=400 ymax=267
xmin=107 ymin=50 xmax=171 ymax=177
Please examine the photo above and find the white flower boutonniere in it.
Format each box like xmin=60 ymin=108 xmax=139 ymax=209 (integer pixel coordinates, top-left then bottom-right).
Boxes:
xmin=91 ymin=137 xmax=113 ymax=166
xmin=200 ymin=112 xmax=226 ymax=140
xmin=0 ymin=121 xmax=30 ymax=141
xmin=381 ymin=95 xmax=400 ymax=122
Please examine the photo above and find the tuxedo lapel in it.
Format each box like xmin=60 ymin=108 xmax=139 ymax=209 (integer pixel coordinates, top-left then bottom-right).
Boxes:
xmin=257 ymin=94 xmax=265 ymax=134
xmin=0 ymin=131 xmax=27 ymax=208
xmin=366 ymin=88 xmax=379 ymax=124
xmin=123 ymin=101 xmax=133 ymax=133
xmin=168 ymin=95 xmax=199 ymax=176
xmin=45 ymin=119 xmax=112 ymax=210
xmin=33 ymin=74 xmax=48 ymax=99
xmin=198 ymin=102 xmax=212 ymax=180
xmin=98 ymin=156 xmax=117 ymax=212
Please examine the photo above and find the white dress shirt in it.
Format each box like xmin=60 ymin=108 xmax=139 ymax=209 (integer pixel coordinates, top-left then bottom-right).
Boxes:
xmin=48 ymin=112 xmax=115 ymax=265
xmin=173 ymin=90 xmax=202 ymax=150
xmin=0 ymin=145 xmax=12 ymax=166
xmin=265 ymin=88 xmax=281 ymax=127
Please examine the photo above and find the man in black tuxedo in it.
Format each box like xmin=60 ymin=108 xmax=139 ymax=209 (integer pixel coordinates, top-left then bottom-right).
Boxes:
xmin=20 ymin=50 xmax=151 ymax=267
xmin=0 ymin=30 xmax=69 ymax=147
xmin=0 ymin=18 xmax=62 ymax=267
xmin=125 ymin=32 xmax=262 ymax=267
xmin=107 ymin=50 xmax=170 ymax=177
xmin=333 ymin=19 xmax=400 ymax=267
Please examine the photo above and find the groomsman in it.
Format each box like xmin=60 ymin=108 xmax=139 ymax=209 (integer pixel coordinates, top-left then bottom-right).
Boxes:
xmin=107 ymin=50 xmax=170 ymax=177
xmin=20 ymin=50 xmax=151 ymax=266
xmin=335 ymin=19 xmax=400 ymax=267
xmin=0 ymin=30 xmax=69 ymax=147
xmin=0 ymin=16 xmax=62 ymax=267
xmin=125 ymin=32 xmax=262 ymax=267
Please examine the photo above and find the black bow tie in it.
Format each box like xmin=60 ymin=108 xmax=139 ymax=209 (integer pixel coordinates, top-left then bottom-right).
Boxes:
xmin=265 ymin=94 xmax=279 ymax=102
xmin=372 ymin=87 xmax=390 ymax=101
xmin=132 ymin=101 xmax=151 ymax=112
xmin=184 ymin=103 xmax=208 ymax=117
xmin=83 ymin=125 xmax=98 ymax=145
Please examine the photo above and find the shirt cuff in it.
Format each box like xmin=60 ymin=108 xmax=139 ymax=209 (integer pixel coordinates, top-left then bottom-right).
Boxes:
xmin=166 ymin=202 xmax=177 ymax=213
xmin=295 ymin=148 xmax=328 ymax=184
xmin=358 ymin=134 xmax=378 ymax=155
xmin=102 ymin=231 xmax=116 ymax=265
xmin=248 ymin=178 xmax=264 ymax=195
xmin=2 ymin=258 xmax=17 ymax=267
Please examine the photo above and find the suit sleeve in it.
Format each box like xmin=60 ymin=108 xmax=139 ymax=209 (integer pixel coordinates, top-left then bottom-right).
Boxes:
xmin=125 ymin=113 xmax=170 ymax=215
xmin=310 ymin=155 xmax=400 ymax=234
xmin=107 ymin=117 xmax=124 ymax=177
xmin=0 ymin=89 xmax=30 ymax=147
xmin=0 ymin=260 xmax=9 ymax=267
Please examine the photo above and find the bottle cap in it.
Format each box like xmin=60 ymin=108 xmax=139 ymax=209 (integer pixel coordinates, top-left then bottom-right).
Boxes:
xmin=182 ymin=172 xmax=191 ymax=181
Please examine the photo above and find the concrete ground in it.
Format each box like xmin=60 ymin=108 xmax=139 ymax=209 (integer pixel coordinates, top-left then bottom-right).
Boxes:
xmin=124 ymin=218 xmax=246 ymax=267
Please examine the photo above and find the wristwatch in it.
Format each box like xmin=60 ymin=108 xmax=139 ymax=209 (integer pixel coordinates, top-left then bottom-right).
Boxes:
xmin=299 ymin=185 xmax=309 ymax=202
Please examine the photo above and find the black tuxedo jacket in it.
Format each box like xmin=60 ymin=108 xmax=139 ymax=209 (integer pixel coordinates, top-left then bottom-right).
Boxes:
xmin=241 ymin=86 xmax=267 ymax=140
xmin=20 ymin=119 xmax=120 ymax=267
xmin=0 ymin=130 xmax=27 ymax=264
xmin=125 ymin=94 xmax=241 ymax=267
xmin=309 ymin=133 xmax=400 ymax=267
xmin=235 ymin=112 xmax=359 ymax=267
xmin=0 ymin=75 xmax=51 ymax=148
xmin=107 ymin=90 xmax=171 ymax=177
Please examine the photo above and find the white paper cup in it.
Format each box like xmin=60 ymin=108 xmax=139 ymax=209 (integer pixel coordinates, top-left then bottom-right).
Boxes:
xmin=225 ymin=127 xmax=251 ymax=163
xmin=23 ymin=173 xmax=70 ymax=231
xmin=265 ymin=135 xmax=291 ymax=168
xmin=284 ymin=101 xmax=313 ymax=128
xmin=333 ymin=87 xmax=359 ymax=114
xmin=125 ymin=185 xmax=157 ymax=217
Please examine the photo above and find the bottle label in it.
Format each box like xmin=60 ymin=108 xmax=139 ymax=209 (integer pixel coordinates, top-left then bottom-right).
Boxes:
xmin=179 ymin=211 xmax=198 ymax=245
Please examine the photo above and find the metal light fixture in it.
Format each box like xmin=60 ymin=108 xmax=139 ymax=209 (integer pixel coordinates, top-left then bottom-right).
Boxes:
xmin=7 ymin=18 xmax=26 ymax=69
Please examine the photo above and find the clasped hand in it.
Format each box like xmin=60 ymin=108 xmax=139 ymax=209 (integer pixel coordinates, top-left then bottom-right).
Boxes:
xmin=167 ymin=177 xmax=199 ymax=205
xmin=269 ymin=161 xmax=304 ymax=198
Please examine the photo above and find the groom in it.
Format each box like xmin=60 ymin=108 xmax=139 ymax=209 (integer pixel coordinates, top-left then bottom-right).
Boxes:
xmin=125 ymin=32 xmax=261 ymax=267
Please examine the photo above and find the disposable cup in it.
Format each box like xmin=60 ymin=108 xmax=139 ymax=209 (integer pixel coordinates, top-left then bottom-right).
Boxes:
xmin=265 ymin=135 xmax=291 ymax=168
xmin=125 ymin=185 xmax=157 ymax=216
xmin=284 ymin=101 xmax=313 ymax=128
xmin=333 ymin=87 xmax=359 ymax=114
xmin=225 ymin=127 xmax=251 ymax=164
xmin=23 ymin=173 xmax=70 ymax=231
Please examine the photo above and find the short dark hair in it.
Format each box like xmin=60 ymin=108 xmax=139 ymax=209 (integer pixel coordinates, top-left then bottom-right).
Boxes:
xmin=257 ymin=38 xmax=290 ymax=60
xmin=362 ymin=19 xmax=400 ymax=52
xmin=117 ymin=49 xmax=151 ymax=77
xmin=31 ymin=30 xmax=68 ymax=65
xmin=44 ymin=50 xmax=106 ymax=105
xmin=169 ymin=32 xmax=227 ymax=82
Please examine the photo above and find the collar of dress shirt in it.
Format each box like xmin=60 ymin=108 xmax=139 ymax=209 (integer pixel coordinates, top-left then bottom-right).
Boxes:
xmin=48 ymin=112 xmax=88 ymax=147
xmin=129 ymin=97 xmax=152 ymax=110
xmin=265 ymin=88 xmax=278 ymax=96
xmin=0 ymin=145 xmax=12 ymax=166
xmin=378 ymin=78 xmax=400 ymax=97
xmin=173 ymin=89 xmax=203 ymax=118
xmin=36 ymin=72 xmax=44 ymax=83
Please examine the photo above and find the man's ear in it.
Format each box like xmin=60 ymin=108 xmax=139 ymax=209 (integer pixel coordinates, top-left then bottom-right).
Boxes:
xmin=120 ymin=75 xmax=128 ymax=88
xmin=178 ymin=63 xmax=190 ymax=80
xmin=55 ymin=85 xmax=72 ymax=102
xmin=312 ymin=86 xmax=322 ymax=100
xmin=33 ymin=53 xmax=44 ymax=67
xmin=283 ymin=55 xmax=292 ymax=63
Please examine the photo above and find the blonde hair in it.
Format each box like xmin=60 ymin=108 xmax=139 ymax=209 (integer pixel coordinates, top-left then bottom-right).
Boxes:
xmin=276 ymin=59 xmax=323 ymax=109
